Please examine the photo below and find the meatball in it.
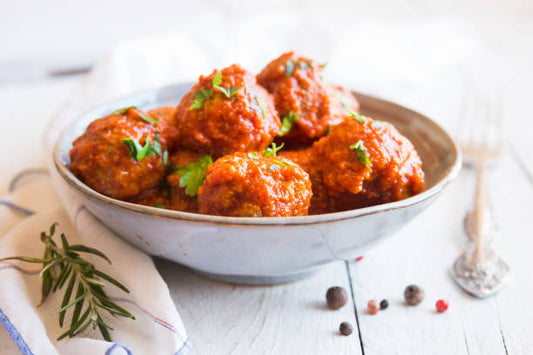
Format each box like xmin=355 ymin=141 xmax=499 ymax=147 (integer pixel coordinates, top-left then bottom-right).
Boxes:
xmin=312 ymin=115 xmax=425 ymax=205
xmin=257 ymin=51 xmax=359 ymax=146
xmin=165 ymin=150 xmax=204 ymax=213
xmin=129 ymin=186 xmax=170 ymax=209
xmin=69 ymin=107 xmax=168 ymax=200
xmin=279 ymin=148 xmax=336 ymax=215
xmin=198 ymin=153 xmax=312 ymax=217
xmin=147 ymin=106 xmax=179 ymax=146
xmin=174 ymin=64 xmax=280 ymax=156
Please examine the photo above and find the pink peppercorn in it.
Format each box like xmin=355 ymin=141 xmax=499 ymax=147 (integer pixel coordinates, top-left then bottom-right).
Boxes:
xmin=436 ymin=299 xmax=449 ymax=313
xmin=367 ymin=300 xmax=379 ymax=315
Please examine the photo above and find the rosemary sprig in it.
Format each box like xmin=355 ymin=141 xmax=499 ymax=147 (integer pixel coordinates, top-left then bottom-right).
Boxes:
xmin=0 ymin=223 xmax=134 ymax=341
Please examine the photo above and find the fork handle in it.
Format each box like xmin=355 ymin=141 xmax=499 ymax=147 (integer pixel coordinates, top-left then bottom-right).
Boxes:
xmin=471 ymin=162 xmax=488 ymax=264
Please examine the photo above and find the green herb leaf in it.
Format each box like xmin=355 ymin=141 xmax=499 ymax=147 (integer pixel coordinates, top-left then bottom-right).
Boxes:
xmin=113 ymin=106 xmax=137 ymax=115
xmin=327 ymin=127 xmax=333 ymax=136
xmin=349 ymin=140 xmax=371 ymax=168
xmin=282 ymin=159 xmax=297 ymax=166
xmin=279 ymin=111 xmax=300 ymax=136
xmin=263 ymin=142 xmax=284 ymax=157
xmin=285 ymin=60 xmax=310 ymax=76
xmin=177 ymin=155 xmax=213 ymax=197
xmin=152 ymin=202 xmax=167 ymax=209
xmin=0 ymin=223 xmax=133 ymax=342
xmin=350 ymin=111 xmax=367 ymax=123
xmin=189 ymin=89 xmax=212 ymax=110
xmin=285 ymin=61 xmax=295 ymax=76
xmin=138 ymin=112 xmax=158 ymax=124
xmin=163 ymin=149 xmax=169 ymax=166
xmin=122 ymin=137 xmax=156 ymax=161
xmin=214 ymin=85 xmax=242 ymax=98
xmin=153 ymin=132 xmax=162 ymax=156
xmin=212 ymin=72 xmax=222 ymax=86
xmin=247 ymin=152 xmax=259 ymax=159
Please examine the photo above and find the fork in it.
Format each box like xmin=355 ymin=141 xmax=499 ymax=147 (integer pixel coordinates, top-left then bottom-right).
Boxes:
xmin=451 ymin=97 xmax=510 ymax=298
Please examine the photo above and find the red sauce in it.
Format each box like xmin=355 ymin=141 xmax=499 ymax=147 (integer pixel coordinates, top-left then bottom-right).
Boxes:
xmin=174 ymin=64 xmax=280 ymax=156
xmin=69 ymin=108 xmax=166 ymax=200
xmin=199 ymin=153 xmax=312 ymax=217
xmin=68 ymin=54 xmax=424 ymax=217
xmin=257 ymin=52 xmax=359 ymax=147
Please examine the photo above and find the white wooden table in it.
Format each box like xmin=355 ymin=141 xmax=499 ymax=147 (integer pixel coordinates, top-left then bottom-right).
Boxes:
xmin=2 ymin=2 xmax=533 ymax=354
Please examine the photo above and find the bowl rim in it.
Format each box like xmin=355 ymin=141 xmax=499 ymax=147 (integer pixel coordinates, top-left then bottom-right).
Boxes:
xmin=53 ymin=86 xmax=462 ymax=227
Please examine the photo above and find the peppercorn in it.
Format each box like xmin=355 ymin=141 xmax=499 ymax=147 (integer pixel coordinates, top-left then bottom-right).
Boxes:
xmin=404 ymin=285 xmax=424 ymax=305
xmin=326 ymin=286 xmax=348 ymax=310
xmin=339 ymin=322 xmax=353 ymax=336
xmin=436 ymin=299 xmax=449 ymax=313
xmin=367 ymin=299 xmax=379 ymax=315
xmin=379 ymin=299 xmax=389 ymax=310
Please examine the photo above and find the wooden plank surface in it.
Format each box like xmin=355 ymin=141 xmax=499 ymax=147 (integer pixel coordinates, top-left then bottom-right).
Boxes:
xmin=156 ymin=259 xmax=363 ymax=354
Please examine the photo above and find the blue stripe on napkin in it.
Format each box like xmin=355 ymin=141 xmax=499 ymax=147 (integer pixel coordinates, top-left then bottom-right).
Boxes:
xmin=0 ymin=307 xmax=34 ymax=355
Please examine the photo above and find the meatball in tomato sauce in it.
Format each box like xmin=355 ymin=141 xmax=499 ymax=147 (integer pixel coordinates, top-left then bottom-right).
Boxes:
xmin=69 ymin=107 xmax=168 ymax=200
xmin=313 ymin=114 xmax=425 ymax=206
xmin=257 ymin=52 xmax=359 ymax=146
xmin=174 ymin=64 xmax=280 ymax=156
xmin=165 ymin=150 xmax=206 ymax=213
xmin=198 ymin=152 xmax=312 ymax=217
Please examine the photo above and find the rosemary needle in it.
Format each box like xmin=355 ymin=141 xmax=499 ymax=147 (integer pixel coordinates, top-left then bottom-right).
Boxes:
xmin=0 ymin=223 xmax=134 ymax=341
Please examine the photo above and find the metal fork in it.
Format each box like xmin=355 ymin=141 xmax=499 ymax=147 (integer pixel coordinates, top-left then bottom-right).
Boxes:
xmin=451 ymin=97 xmax=510 ymax=298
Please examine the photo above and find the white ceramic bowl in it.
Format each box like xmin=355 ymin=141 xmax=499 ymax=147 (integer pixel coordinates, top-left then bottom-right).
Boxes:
xmin=53 ymin=83 xmax=461 ymax=284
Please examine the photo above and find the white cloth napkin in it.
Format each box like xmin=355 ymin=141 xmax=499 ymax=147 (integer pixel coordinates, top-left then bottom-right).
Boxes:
xmin=0 ymin=178 xmax=190 ymax=355
xmin=1 ymin=17 xmax=482 ymax=354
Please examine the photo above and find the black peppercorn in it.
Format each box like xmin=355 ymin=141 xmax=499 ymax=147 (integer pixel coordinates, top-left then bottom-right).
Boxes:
xmin=380 ymin=299 xmax=389 ymax=310
xmin=404 ymin=284 xmax=424 ymax=305
xmin=339 ymin=322 xmax=353 ymax=336
xmin=326 ymin=286 xmax=348 ymax=310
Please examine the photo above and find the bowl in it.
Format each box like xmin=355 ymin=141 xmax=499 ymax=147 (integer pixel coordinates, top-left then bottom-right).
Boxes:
xmin=53 ymin=83 xmax=461 ymax=285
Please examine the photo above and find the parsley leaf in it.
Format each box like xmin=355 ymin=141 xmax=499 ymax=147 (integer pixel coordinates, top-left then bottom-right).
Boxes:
xmin=327 ymin=127 xmax=333 ymax=136
xmin=285 ymin=60 xmax=311 ymax=76
xmin=163 ymin=149 xmax=169 ymax=166
xmin=176 ymin=155 xmax=213 ymax=197
xmin=349 ymin=140 xmax=371 ymax=168
xmin=153 ymin=132 xmax=162 ymax=155
xmin=153 ymin=202 xmax=167 ymax=209
xmin=263 ymin=142 xmax=284 ymax=157
xmin=247 ymin=152 xmax=259 ymax=159
xmin=152 ymin=132 xmax=169 ymax=166
xmin=214 ymin=85 xmax=242 ymax=98
xmin=350 ymin=111 xmax=367 ymax=124
xmin=279 ymin=111 xmax=300 ymax=136
xmin=122 ymin=137 xmax=156 ymax=161
xmin=212 ymin=72 xmax=222 ymax=86
xmin=189 ymin=89 xmax=212 ymax=110
xmin=285 ymin=61 xmax=295 ymax=76
xmin=113 ymin=106 xmax=137 ymax=115
xmin=249 ymin=94 xmax=267 ymax=117
xmin=138 ymin=112 xmax=158 ymax=124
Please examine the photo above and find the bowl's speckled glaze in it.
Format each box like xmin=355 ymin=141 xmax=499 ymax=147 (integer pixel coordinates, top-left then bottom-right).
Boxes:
xmin=53 ymin=83 xmax=461 ymax=284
